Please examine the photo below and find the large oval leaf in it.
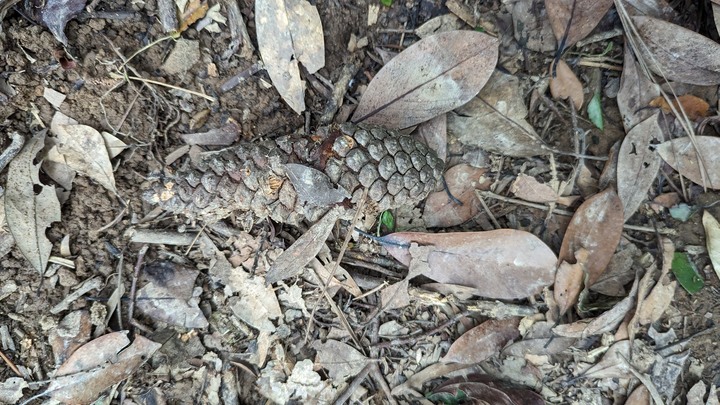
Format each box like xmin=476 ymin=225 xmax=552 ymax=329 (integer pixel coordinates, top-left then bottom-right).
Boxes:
xmin=382 ymin=230 xmax=557 ymax=299
xmin=352 ymin=30 xmax=498 ymax=129
xmin=545 ymin=0 xmax=614 ymax=50
xmin=633 ymin=16 xmax=720 ymax=85
xmin=656 ymin=136 xmax=720 ymax=189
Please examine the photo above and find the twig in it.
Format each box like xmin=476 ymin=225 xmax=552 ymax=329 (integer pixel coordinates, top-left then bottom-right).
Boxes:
xmin=0 ymin=132 xmax=24 ymax=173
xmin=109 ymin=72 xmax=216 ymax=102
xmin=127 ymin=245 xmax=149 ymax=329
xmin=0 ymin=348 xmax=22 ymax=377
xmin=219 ymin=62 xmax=262 ymax=93
xmin=333 ymin=362 xmax=374 ymax=405
xmin=476 ymin=192 xmax=500 ymax=229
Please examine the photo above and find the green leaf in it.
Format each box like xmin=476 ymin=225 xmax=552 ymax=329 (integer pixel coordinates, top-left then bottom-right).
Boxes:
xmin=671 ymin=252 xmax=704 ymax=294
xmin=376 ymin=210 xmax=395 ymax=236
xmin=587 ymin=92 xmax=603 ymax=130
xmin=426 ymin=389 xmax=467 ymax=405
xmin=669 ymin=203 xmax=695 ymax=222
xmin=380 ymin=0 xmax=393 ymax=6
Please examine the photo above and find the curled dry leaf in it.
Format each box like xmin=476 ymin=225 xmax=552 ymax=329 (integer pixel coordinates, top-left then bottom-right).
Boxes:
xmin=430 ymin=373 xmax=545 ymax=405
xmin=423 ymin=164 xmax=489 ymax=228
xmin=550 ymin=59 xmax=583 ymax=109
xmin=558 ymin=188 xmax=624 ymax=288
xmin=45 ymin=331 xmax=161 ymax=404
xmin=448 ymin=70 xmax=547 ymax=157
xmin=352 ymin=30 xmax=499 ymax=129
xmin=545 ymin=0 xmax=614 ymax=50
xmin=5 ymin=132 xmax=61 ymax=274
xmin=554 ymin=249 xmax=589 ymax=317
xmin=617 ymin=113 xmax=663 ymax=222
xmin=255 ymin=0 xmax=324 ymax=114
xmin=616 ymin=45 xmax=660 ymax=132
xmin=442 ymin=318 xmax=520 ymax=364
xmin=54 ymin=124 xmax=117 ymax=194
xmin=656 ymin=136 xmax=720 ymax=189
xmin=633 ymin=16 xmax=720 ymax=85
xmin=703 ymin=211 xmax=720 ymax=282
xmin=382 ymin=229 xmax=557 ymax=299
xmin=649 ymin=94 xmax=710 ymax=121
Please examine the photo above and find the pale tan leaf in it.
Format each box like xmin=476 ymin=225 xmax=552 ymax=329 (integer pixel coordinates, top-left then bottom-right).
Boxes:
xmin=626 ymin=385 xmax=651 ymax=405
xmin=256 ymin=0 xmax=325 ymax=113
xmin=549 ymin=59 xmax=583 ymax=109
xmin=415 ymin=113 xmax=447 ymax=161
xmin=423 ymin=164 xmax=489 ymax=228
xmin=616 ymin=45 xmax=660 ymax=132
xmin=554 ymin=256 xmax=586 ymax=317
xmin=703 ymin=211 xmax=720 ymax=281
xmin=657 ymin=136 xmax=720 ymax=189
xmin=383 ymin=230 xmax=557 ymax=299
xmin=636 ymin=279 xmax=676 ymax=325
xmin=545 ymin=0 xmax=614 ymax=48
xmin=414 ymin=14 xmax=464 ymax=38
xmin=311 ymin=339 xmax=368 ymax=381
xmin=352 ymin=30 xmax=498 ymax=129
xmin=580 ymin=340 xmax=632 ymax=380
xmin=46 ymin=332 xmax=160 ymax=404
xmin=558 ymin=188 xmax=624 ymax=288
xmin=512 ymin=173 xmax=559 ymax=203
xmin=506 ymin=0 xmax=557 ymax=53
xmin=5 ymin=132 xmax=61 ymax=274
xmin=617 ymin=113 xmax=663 ymax=221
xmin=448 ymin=70 xmax=547 ymax=157
xmin=441 ymin=318 xmax=520 ymax=364
xmin=54 ymin=124 xmax=117 ymax=194
xmin=380 ymin=278 xmax=410 ymax=311
xmin=633 ymin=16 xmax=720 ymax=85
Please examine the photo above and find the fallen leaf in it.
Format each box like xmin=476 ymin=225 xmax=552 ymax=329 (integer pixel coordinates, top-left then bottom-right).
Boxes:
xmin=255 ymin=0 xmax=324 ymax=114
xmin=558 ymin=188 xmax=624 ymax=288
xmin=285 ymin=164 xmax=350 ymax=207
xmin=414 ymin=14 xmax=464 ymax=38
xmin=53 ymin=124 xmax=117 ymax=194
xmin=312 ymin=339 xmax=368 ymax=381
xmin=45 ymin=332 xmax=160 ymax=404
xmin=554 ymin=253 xmax=587 ymax=317
xmin=671 ymin=252 xmax=704 ymax=294
xmin=179 ymin=118 xmax=241 ymax=146
xmin=430 ymin=373 xmax=544 ymax=404
xmin=5 ymin=132 xmax=61 ymax=274
xmin=617 ymin=113 xmax=663 ymax=221
xmin=549 ymin=59 xmax=584 ymax=109
xmin=352 ymin=30 xmax=498 ymax=129
xmin=380 ymin=278 xmax=411 ymax=311
xmin=383 ymin=229 xmax=557 ymax=299
xmin=448 ymin=70 xmax=547 ymax=157
xmin=626 ymin=384 xmax=651 ymax=405
xmin=0 ymin=378 xmax=28 ymax=404
xmin=649 ymin=94 xmax=710 ymax=121
xmin=511 ymin=173 xmax=560 ymax=203
xmin=703 ymin=211 xmax=720 ymax=282
xmin=414 ymin=113 xmax=447 ymax=162
xmin=423 ymin=164 xmax=489 ymax=227
xmin=178 ymin=0 xmax=208 ymax=33
xmin=545 ymin=0 xmax=614 ymax=50
xmin=28 ymin=0 xmax=86 ymax=44
xmin=135 ymin=261 xmax=209 ymax=329
xmin=636 ymin=277 xmax=676 ymax=325
xmin=580 ymin=340 xmax=632 ymax=380
xmin=633 ymin=16 xmax=720 ymax=85
xmin=656 ymin=136 xmax=720 ymax=189
xmin=616 ymin=45 xmax=660 ymax=132
xmin=505 ymin=0 xmax=557 ymax=53
xmin=442 ymin=318 xmax=520 ymax=364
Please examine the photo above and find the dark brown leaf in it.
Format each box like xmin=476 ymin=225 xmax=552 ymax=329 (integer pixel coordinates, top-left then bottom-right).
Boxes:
xmin=423 ymin=164 xmax=489 ymax=228
xmin=545 ymin=0 xmax=614 ymax=50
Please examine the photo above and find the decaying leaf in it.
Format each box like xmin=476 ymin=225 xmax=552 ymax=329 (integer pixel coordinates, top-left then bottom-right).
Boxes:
xmin=135 ymin=261 xmax=208 ymax=329
xmin=423 ymin=164 xmax=489 ymax=228
xmin=633 ymin=16 xmax=720 ymax=85
xmin=558 ymin=188 xmax=624 ymax=288
xmin=53 ymin=124 xmax=118 ymax=194
xmin=505 ymin=0 xmax=557 ymax=53
xmin=511 ymin=173 xmax=569 ymax=204
xmin=448 ymin=70 xmax=547 ymax=157
xmin=617 ymin=45 xmax=660 ymax=132
xmin=415 ymin=113 xmax=447 ymax=162
xmin=656 ymin=136 xmax=720 ymax=189
xmin=442 ymin=318 xmax=520 ymax=364
xmin=383 ymin=229 xmax=557 ymax=299
xmin=649 ymin=94 xmax=710 ymax=121
xmin=580 ymin=340 xmax=632 ymax=380
xmin=178 ymin=0 xmax=209 ymax=32
xmin=312 ymin=339 xmax=368 ymax=381
xmin=353 ymin=30 xmax=499 ymax=129
xmin=429 ymin=373 xmax=545 ymax=405
xmin=554 ymin=250 xmax=588 ymax=317
xmin=545 ymin=0 xmax=614 ymax=50
xmin=255 ymin=0 xmax=324 ymax=114
xmin=617 ymin=113 xmax=663 ymax=222
xmin=550 ymin=59 xmax=584 ymax=109
xmin=703 ymin=211 xmax=720 ymax=282
xmin=285 ymin=164 xmax=350 ymax=207
xmin=5 ymin=132 xmax=61 ymax=274
xmin=27 ymin=0 xmax=86 ymax=44
xmin=44 ymin=331 xmax=160 ymax=404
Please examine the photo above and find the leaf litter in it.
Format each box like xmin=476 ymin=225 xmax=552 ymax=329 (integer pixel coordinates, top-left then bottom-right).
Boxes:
xmin=3 ymin=1 xmax=720 ymax=403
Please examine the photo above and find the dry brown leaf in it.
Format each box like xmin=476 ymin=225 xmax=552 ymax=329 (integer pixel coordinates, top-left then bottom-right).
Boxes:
xmin=265 ymin=207 xmax=342 ymax=284
xmin=545 ymin=0 xmax=614 ymax=49
xmin=441 ymin=318 xmax=520 ymax=364
xmin=703 ymin=211 xmax=720 ymax=282
xmin=626 ymin=384 xmax=652 ymax=405
xmin=616 ymin=45 xmax=660 ymax=132
xmin=414 ymin=113 xmax=447 ymax=162
xmin=617 ymin=113 xmax=663 ymax=222
xmin=636 ymin=277 xmax=676 ymax=325
xmin=549 ymin=59 xmax=584 ymax=109
xmin=4 ymin=132 xmax=61 ymax=274
xmin=53 ymin=124 xmax=118 ymax=194
xmin=352 ymin=30 xmax=498 ymax=129
xmin=511 ymin=173 xmax=560 ymax=203
xmin=255 ymin=0 xmax=324 ymax=114
xmin=135 ymin=261 xmax=208 ymax=329
xmin=505 ymin=0 xmax=557 ymax=53
xmin=633 ymin=16 xmax=720 ymax=85
xmin=380 ymin=278 xmax=410 ymax=311
xmin=649 ymin=94 xmax=710 ymax=121
xmin=423 ymin=164 xmax=489 ymax=228
xmin=431 ymin=373 xmax=545 ymax=404
xmin=311 ymin=339 xmax=368 ymax=381
xmin=656 ymin=136 xmax=720 ymax=189
xmin=580 ymin=340 xmax=632 ymax=380
xmin=383 ymin=229 xmax=557 ymax=299
xmin=554 ymin=254 xmax=587 ymax=317
xmin=558 ymin=188 xmax=624 ymax=288
xmin=44 ymin=332 xmax=160 ymax=404
xmin=178 ymin=0 xmax=208 ymax=32
xmin=448 ymin=70 xmax=547 ymax=157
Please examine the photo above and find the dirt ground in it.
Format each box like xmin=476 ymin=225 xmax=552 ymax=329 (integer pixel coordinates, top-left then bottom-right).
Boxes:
xmin=1 ymin=0 xmax=720 ymax=403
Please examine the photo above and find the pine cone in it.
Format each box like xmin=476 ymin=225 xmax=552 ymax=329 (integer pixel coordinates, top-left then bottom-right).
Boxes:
xmin=144 ymin=123 xmax=444 ymax=226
